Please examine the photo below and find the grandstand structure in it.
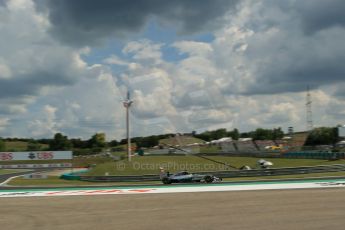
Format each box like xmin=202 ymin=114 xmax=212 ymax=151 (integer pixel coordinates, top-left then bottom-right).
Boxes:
xmin=220 ymin=131 xmax=309 ymax=154
xmin=235 ymin=140 xmax=258 ymax=152
xmin=254 ymin=140 xmax=277 ymax=151
xmin=220 ymin=141 xmax=237 ymax=152
xmin=220 ymin=140 xmax=259 ymax=153
xmin=215 ymin=131 xmax=344 ymax=159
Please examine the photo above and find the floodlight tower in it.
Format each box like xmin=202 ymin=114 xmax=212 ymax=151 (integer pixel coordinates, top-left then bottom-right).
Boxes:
xmin=306 ymin=86 xmax=313 ymax=132
xmin=123 ymin=91 xmax=133 ymax=161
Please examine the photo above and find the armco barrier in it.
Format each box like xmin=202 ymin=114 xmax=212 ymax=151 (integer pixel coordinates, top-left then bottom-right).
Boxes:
xmin=209 ymin=151 xmax=345 ymax=159
xmin=78 ymin=164 xmax=345 ymax=182
xmin=210 ymin=164 xmax=345 ymax=178
xmin=79 ymin=174 xmax=161 ymax=182
xmin=283 ymin=152 xmax=345 ymax=160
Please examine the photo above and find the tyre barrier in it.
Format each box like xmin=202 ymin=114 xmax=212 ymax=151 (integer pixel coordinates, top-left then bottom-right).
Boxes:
xmin=210 ymin=164 xmax=345 ymax=178
xmin=78 ymin=164 xmax=345 ymax=182
xmin=60 ymin=169 xmax=89 ymax=180
xmin=283 ymin=152 xmax=345 ymax=160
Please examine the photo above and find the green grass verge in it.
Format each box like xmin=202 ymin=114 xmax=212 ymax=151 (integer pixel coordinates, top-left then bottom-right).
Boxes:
xmin=4 ymin=141 xmax=29 ymax=151
xmin=4 ymin=141 xmax=48 ymax=151
xmin=7 ymin=176 xmax=95 ymax=186
xmin=207 ymin=156 xmax=345 ymax=169
xmin=86 ymin=155 xmax=345 ymax=176
xmin=7 ymin=171 xmax=345 ymax=187
xmin=7 ymin=176 xmax=162 ymax=186
xmin=0 ymin=169 xmax=29 ymax=175
xmin=5 ymin=155 xmax=345 ymax=186
xmin=0 ymin=156 xmax=113 ymax=167
xmin=199 ymin=145 xmax=221 ymax=153
xmin=222 ymin=171 xmax=345 ymax=182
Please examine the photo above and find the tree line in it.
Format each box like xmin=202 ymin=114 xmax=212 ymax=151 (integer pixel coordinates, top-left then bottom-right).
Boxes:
xmin=0 ymin=126 xmax=342 ymax=153
xmin=0 ymin=132 xmax=174 ymax=154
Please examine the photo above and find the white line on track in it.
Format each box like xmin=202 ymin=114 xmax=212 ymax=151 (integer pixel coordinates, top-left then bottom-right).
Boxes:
xmin=0 ymin=171 xmax=39 ymax=186
xmin=1 ymin=180 xmax=345 ymax=198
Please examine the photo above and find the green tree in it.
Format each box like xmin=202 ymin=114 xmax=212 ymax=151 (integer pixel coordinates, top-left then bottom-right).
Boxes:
xmin=119 ymin=138 xmax=127 ymax=145
xmin=251 ymin=128 xmax=269 ymax=140
xmin=70 ymin=138 xmax=88 ymax=148
xmin=49 ymin=133 xmax=72 ymax=150
xmin=109 ymin=139 xmax=119 ymax=147
xmin=228 ymin=128 xmax=239 ymax=140
xmin=213 ymin=128 xmax=228 ymax=139
xmin=0 ymin=138 xmax=5 ymax=151
xmin=88 ymin=133 xmax=106 ymax=148
xmin=305 ymin=127 xmax=338 ymax=145
xmin=248 ymin=128 xmax=284 ymax=140
xmin=145 ymin=136 xmax=159 ymax=147
xmin=272 ymin=127 xmax=284 ymax=140
xmin=195 ymin=131 xmax=212 ymax=141
xmin=240 ymin=132 xmax=250 ymax=138
xmin=133 ymin=136 xmax=159 ymax=148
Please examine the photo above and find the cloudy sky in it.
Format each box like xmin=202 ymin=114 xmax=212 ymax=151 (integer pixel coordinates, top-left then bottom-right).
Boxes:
xmin=0 ymin=0 xmax=345 ymax=140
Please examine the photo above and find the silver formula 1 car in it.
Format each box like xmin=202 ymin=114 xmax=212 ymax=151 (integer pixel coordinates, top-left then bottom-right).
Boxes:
xmin=160 ymin=171 xmax=222 ymax=184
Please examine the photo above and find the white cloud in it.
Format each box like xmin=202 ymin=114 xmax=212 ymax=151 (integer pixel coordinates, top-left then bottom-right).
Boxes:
xmin=0 ymin=117 xmax=9 ymax=131
xmin=173 ymin=41 xmax=213 ymax=56
xmin=28 ymin=104 xmax=57 ymax=137
xmin=103 ymin=55 xmax=129 ymax=66
xmin=123 ymin=39 xmax=164 ymax=64
xmin=0 ymin=0 xmax=127 ymax=139
xmin=0 ymin=0 xmax=87 ymax=113
xmin=1 ymin=0 xmax=345 ymax=140
xmin=0 ymin=62 xmax=11 ymax=79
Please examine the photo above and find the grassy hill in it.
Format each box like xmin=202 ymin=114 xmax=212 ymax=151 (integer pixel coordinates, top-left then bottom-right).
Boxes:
xmin=4 ymin=141 xmax=28 ymax=151
xmin=3 ymin=141 xmax=48 ymax=151
xmin=287 ymin=132 xmax=309 ymax=151
xmin=159 ymin=135 xmax=205 ymax=146
xmin=86 ymin=155 xmax=345 ymax=176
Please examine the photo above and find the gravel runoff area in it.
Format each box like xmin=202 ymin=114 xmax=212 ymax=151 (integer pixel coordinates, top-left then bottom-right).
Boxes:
xmin=1 ymin=188 xmax=344 ymax=230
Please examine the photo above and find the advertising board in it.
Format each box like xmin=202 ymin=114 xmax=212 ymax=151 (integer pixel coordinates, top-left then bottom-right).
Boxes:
xmin=0 ymin=151 xmax=72 ymax=161
xmin=0 ymin=163 xmax=72 ymax=169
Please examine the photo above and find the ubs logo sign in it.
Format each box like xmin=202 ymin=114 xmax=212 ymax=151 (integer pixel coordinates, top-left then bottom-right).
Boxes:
xmin=0 ymin=153 xmax=13 ymax=161
xmin=28 ymin=152 xmax=36 ymax=159
xmin=28 ymin=152 xmax=54 ymax=160
xmin=38 ymin=152 xmax=54 ymax=160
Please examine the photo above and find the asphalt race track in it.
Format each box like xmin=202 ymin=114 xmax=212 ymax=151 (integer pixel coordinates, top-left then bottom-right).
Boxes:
xmin=0 ymin=170 xmax=45 ymax=184
xmin=1 ymin=188 xmax=345 ymax=230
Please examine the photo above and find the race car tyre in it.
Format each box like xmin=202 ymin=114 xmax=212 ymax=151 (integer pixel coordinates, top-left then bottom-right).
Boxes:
xmin=162 ymin=177 xmax=172 ymax=184
xmin=204 ymin=175 xmax=213 ymax=183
